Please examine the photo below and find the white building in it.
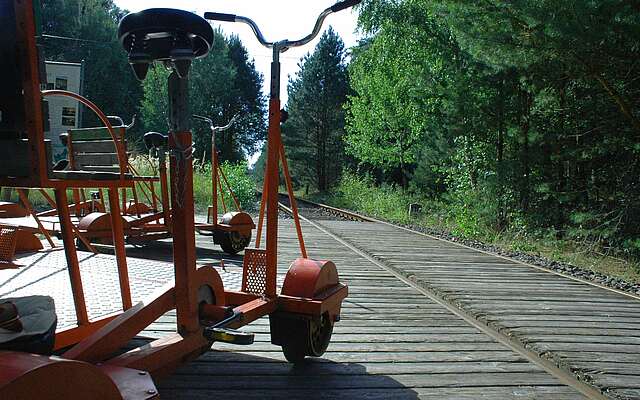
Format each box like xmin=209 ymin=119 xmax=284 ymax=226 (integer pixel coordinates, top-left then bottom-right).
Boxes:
xmin=44 ymin=61 xmax=83 ymax=158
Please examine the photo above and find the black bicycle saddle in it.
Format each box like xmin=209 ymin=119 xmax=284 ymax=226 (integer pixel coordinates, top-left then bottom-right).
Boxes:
xmin=143 ymin=131 xmax=168 ymax=150
xmin=118 ymin=8 xmax=214 ymax=80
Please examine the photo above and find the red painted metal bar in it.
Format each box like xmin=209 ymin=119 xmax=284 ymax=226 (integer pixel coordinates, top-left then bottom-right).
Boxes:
xmin=216 ymin=170 xmax=228 ymax=214
xmin=42 ymin=90 xmax=127 ymax=180
xmin=127 ymin=162 xmax=160 ymax=206
xmin=37 ymin=189 xmax=98 ymax=253
xmin=72 ymin=189 xmax=82 ymax=217
xmin=211 ymin=132 xmax=218 ymax=228
xmin=54 ymin=189 xmax=90 ymax=326
xmin=17 ymin=189 xmax=55 ymax=248
xmin=13 ymin=0 xmax=48 ymax=187
xmin=131 ymin=183 xmax=141 ymax=217
xmin=168 ymin=73 xmax=199 ymax=334
xmin=107 ymin=188 xmax=132 ymax=310
xmin=150 ymin=180 xmax=158 ymax=213
xmin=218 ymin=163 xmax=241 ymax=211
xmin=120 ymin=188 xmax=127 ymax=214
xmin=99 ymin=188 xmax=106 ymax=211
xmin=278 ymin=140 xmax=307 ymax=258
xmin=255 ymin=175 xmax=268 ymax=248
xmin=265 ymin=97 xmax=281 ymax=297
xmin=159 ymin=156 xmax=171 ymax=230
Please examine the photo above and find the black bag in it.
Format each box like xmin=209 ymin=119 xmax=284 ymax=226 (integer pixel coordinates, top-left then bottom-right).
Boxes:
xmin=0 ymin=296 xmax=57 ymax=355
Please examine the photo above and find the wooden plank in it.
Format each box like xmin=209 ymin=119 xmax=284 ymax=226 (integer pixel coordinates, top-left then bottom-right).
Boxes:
xmin=71 ymin=139 xmax=122 ymax=154
xmin=161 ymin=372 xmax=574 ymax=389
xmin=73 ymin=152 xmax=119 ymax=169
xmin=157 ymin=386 xmax=584 ymax=400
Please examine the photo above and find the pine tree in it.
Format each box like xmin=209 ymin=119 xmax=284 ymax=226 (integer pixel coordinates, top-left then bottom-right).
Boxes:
xmin=282 ymin=27 xmax=350 ymax=192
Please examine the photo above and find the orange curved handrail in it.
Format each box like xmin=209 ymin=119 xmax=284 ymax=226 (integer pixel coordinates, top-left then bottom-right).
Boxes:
xmin=41 ymin=90 xmax=127 ymax=180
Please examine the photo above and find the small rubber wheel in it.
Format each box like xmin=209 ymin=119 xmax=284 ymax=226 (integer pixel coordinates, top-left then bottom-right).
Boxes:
xmin=282 ymin=343 xmax=306 ymax=364
xmin=219 ymin=231 xmax=251 ymax=255
xmin=308 ymin=313 xmax=333 ymax=357
xmin=275 ymin=313 xmax=333 ymax=364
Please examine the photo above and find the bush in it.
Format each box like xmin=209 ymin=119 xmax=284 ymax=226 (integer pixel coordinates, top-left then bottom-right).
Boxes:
xmin=192 ymin=160 xmax=256 ymax=212
xmin=330 ymin=171 xmax=422 ymax=224
xmin=130 ymin=156 xmax=256 ymax=213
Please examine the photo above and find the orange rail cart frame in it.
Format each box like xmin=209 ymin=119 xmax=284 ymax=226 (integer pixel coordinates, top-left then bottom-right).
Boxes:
xmin=0 ymin=1 xmax=357 ymax=398
xmin=192 ymin=114 xmax=255 ymax=254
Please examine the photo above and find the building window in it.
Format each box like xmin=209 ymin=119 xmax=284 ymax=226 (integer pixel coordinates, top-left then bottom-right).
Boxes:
xmin=61 ymin=107 xmax=76 ymax=126
xmin=46 ymin=83 xmax=54 ymax=90
xmin=55 ymin=77 xmax=68 ymax=90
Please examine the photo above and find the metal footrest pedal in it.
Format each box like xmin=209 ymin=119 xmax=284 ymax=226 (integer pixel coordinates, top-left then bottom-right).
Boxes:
xmin=207 ymin=327 xmax=254 ymax=345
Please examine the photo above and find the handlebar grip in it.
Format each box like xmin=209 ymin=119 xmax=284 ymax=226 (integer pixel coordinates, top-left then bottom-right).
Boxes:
xmin=330 ymin=0 xmax=362 ymax=12
xmin=204 ymin=12 xmax=237 ymax=22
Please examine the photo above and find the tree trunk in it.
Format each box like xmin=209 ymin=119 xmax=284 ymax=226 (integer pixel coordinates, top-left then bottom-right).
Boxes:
xmin=592 ymin=72 xmax=640 ymax=136
xmin=519 ymin=90 xmax=532 ymax=214
xmin=496 ymin=79 xmax=506 ymax=230
xmin=554 ymin=84 xmax=567 ymax=234
xmin=315 ymin=126 xmax=324 ymax=192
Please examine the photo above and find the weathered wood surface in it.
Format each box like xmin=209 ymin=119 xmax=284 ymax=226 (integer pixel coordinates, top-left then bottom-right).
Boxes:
xmin=130 ymin=220 xmax=586 ymax=399
xmin=317 ymin=219 xmax=640 ymax=400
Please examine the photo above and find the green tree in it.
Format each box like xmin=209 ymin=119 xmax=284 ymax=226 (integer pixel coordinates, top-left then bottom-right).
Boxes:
xmin=222 ymin=36 xmax=266 ymax=161
xmin=282 ymin=27 xmax=350 ymax=192
xmin=40 ymin=0 xmax=143 ymax=136
xmin=350 ymin=0 xmax=640 ymax=253
xmin=346 ymin=2 xmax=460 ymax=188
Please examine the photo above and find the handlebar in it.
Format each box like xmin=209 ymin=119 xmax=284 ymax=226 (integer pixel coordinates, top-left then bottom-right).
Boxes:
xmin=203 ymin=12 xmax=236 ymax=22
xmin=107 ymin=115 xmax=136 ymax=129
xmin=193 ymin=114 xmax=212 ymax=125
xmin=330 ymin=0 xmax=361 ymax=12
xmin=107 ymin=115 xmax=124 ymax=126
xmin=205 ymin=0 xmax=361 ymax=51
xmin=193 ymin=114 xmax=239 ymax=132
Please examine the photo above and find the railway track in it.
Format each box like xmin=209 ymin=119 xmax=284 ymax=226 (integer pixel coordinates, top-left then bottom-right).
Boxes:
xmin=276 ymin=193 xmax=640 ymax=400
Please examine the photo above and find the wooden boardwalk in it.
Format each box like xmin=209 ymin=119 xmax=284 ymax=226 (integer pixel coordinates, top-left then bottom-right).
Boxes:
xmin=136 ymin=219 xmax=588 ymax=399
xmin=315 ymin=219 xmax=640 ymax=400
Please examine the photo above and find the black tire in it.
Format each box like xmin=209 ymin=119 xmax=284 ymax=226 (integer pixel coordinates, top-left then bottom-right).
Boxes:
xmin=271 ymin=313 xmax=333 ymax=364
xmin=282 ymin=343 xmax=307 ymax=364
xmin=75 ymin=238 xmax=89 ymax=252
xmin=308 ymin=313 xmax=333 ymax=357
xmin=218 ymin=231 xmax=251 ymax=255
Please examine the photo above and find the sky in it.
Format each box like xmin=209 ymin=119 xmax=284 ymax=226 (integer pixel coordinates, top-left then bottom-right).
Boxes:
xmin=113 ymin=0 xmax=361 ymax=106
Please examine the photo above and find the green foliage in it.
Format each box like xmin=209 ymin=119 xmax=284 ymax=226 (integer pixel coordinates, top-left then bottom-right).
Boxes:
xmin=192 ymin=161 xmax=256 ymax=213
xmin=282 ymin=28 xmax=350 ymax=192
xmin=348 ymin=0 xmax=640 ymax=258
xmin=346 ymin=1 xmax=461 ymax=188
xmin=130 ymin=156 xmax=255 ymax=213
xmin=330 ymin=171 xmax=421 ymax=223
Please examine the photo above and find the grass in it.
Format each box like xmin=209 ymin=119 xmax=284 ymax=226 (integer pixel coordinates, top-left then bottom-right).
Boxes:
xmin=306 ymin=172 xmax=640 ymax=285
xmin=2 ymin=156 xmax=256 ymax=215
